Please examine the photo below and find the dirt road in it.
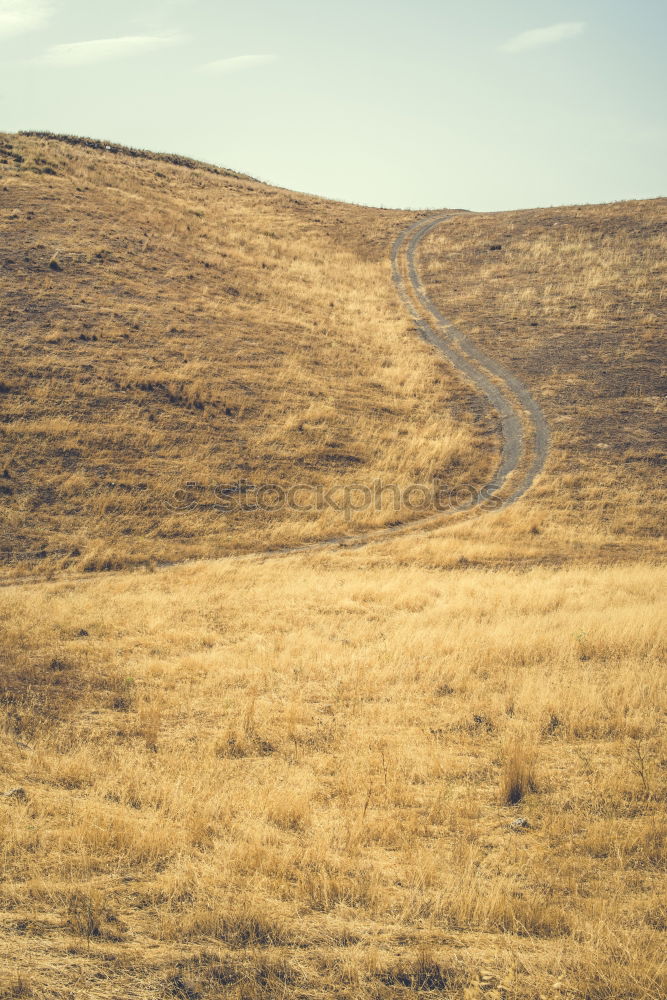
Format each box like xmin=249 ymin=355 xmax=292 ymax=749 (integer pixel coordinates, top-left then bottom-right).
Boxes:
xmin=391 ymin=213 xmax=549 ymax=510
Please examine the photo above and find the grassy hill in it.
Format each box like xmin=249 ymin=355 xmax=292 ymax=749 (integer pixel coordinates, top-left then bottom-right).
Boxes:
xmin=0 ymin=134 xmax=665 ymax=1000
xmin=0 ymin=132 xmax=493 ymax=574
xmin=419 ymin=200 xmax=666 ymax=544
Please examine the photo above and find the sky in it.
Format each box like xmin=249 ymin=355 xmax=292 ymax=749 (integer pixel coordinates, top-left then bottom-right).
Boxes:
xmin=1 ymin=0 xmax=665 ymax=210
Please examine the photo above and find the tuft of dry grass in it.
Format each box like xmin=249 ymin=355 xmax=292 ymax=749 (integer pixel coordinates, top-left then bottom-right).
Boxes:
xmin=500 ymin=736 xmax=538 ymax=805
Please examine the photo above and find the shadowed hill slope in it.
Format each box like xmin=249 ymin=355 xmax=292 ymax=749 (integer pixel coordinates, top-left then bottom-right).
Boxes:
xmin=0 ymin=132 xmax=495 ymax=574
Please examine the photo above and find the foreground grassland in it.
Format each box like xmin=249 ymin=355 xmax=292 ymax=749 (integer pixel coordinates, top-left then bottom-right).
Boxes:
xmin=1 ymin=554 xmax=665 ymax=1000
xmin=0 ymin=132 xmax=493 ymax=574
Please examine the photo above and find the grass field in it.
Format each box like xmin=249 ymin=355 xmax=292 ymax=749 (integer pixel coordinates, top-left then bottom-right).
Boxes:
xmin=0 ymin=133 xmax=665 ymax=999
xmin=1 ymin=554 xmax=665 ymax=999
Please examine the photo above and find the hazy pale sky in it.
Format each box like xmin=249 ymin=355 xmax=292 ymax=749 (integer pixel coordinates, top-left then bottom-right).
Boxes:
xmin=1 ymin=0 xmax=665 ymax=210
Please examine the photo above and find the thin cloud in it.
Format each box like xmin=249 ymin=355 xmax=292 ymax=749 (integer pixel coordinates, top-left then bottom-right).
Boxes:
xmin=501 ymin=21 xmax=585 ymax=54
xmin=200 ymin=54 xmax=277 ymax=75
xmin=41 ymin=33 xmax=184 ymax=67
xmin=0 ymin=0 xmax=52 ymax=38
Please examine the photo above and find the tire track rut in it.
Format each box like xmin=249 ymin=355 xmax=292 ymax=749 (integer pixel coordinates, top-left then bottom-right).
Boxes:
xmin=392 ymin=213 xmax=549 ymax=509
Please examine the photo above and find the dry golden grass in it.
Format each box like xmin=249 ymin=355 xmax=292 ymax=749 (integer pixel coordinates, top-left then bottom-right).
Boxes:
xmin=0 ymin=553 xmax=665 ymax=998
xmin=0 ymin=132 xmax=494 ymax=575
xmin=419 ymin=201 xmax=666 ymax=549
xmin=1 ymin=135 xmax=665 ymax=998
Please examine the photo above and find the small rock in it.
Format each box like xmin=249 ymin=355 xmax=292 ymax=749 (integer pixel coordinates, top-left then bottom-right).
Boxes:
xmin=510 ymin=816 xmax=530 ymax=830
xmin=3 ymin=788 xmax=27 ymax=802
xmin=489 ymin=244 xmax=502 ymax=251
xmin=78 ymin=628 xmax=89 ymax=637
xmin=49 ymin=258 xmax=62 ymax=271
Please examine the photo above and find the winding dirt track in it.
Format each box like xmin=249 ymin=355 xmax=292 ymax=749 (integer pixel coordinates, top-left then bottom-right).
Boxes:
xmin=278 ymin=211 xmax=551 ymax=554
xmin=209 ymin=211 xmax=550 ymax=559
xmin=392 ymin=214 xmax=549 ymax=511
xmin=2 ymin=213 xmax=549 ymax=584
xmin=214 ymin=212 xmax=550 ymax=557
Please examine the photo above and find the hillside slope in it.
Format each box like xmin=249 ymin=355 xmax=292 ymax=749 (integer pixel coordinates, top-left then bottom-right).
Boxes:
xmin=419 ymin=200 xmax=666 ymax=546
xmin=0 ymin=132 xmax=494 ymax=574
xmin=2 ymin=135 xmax=664 ymax=576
